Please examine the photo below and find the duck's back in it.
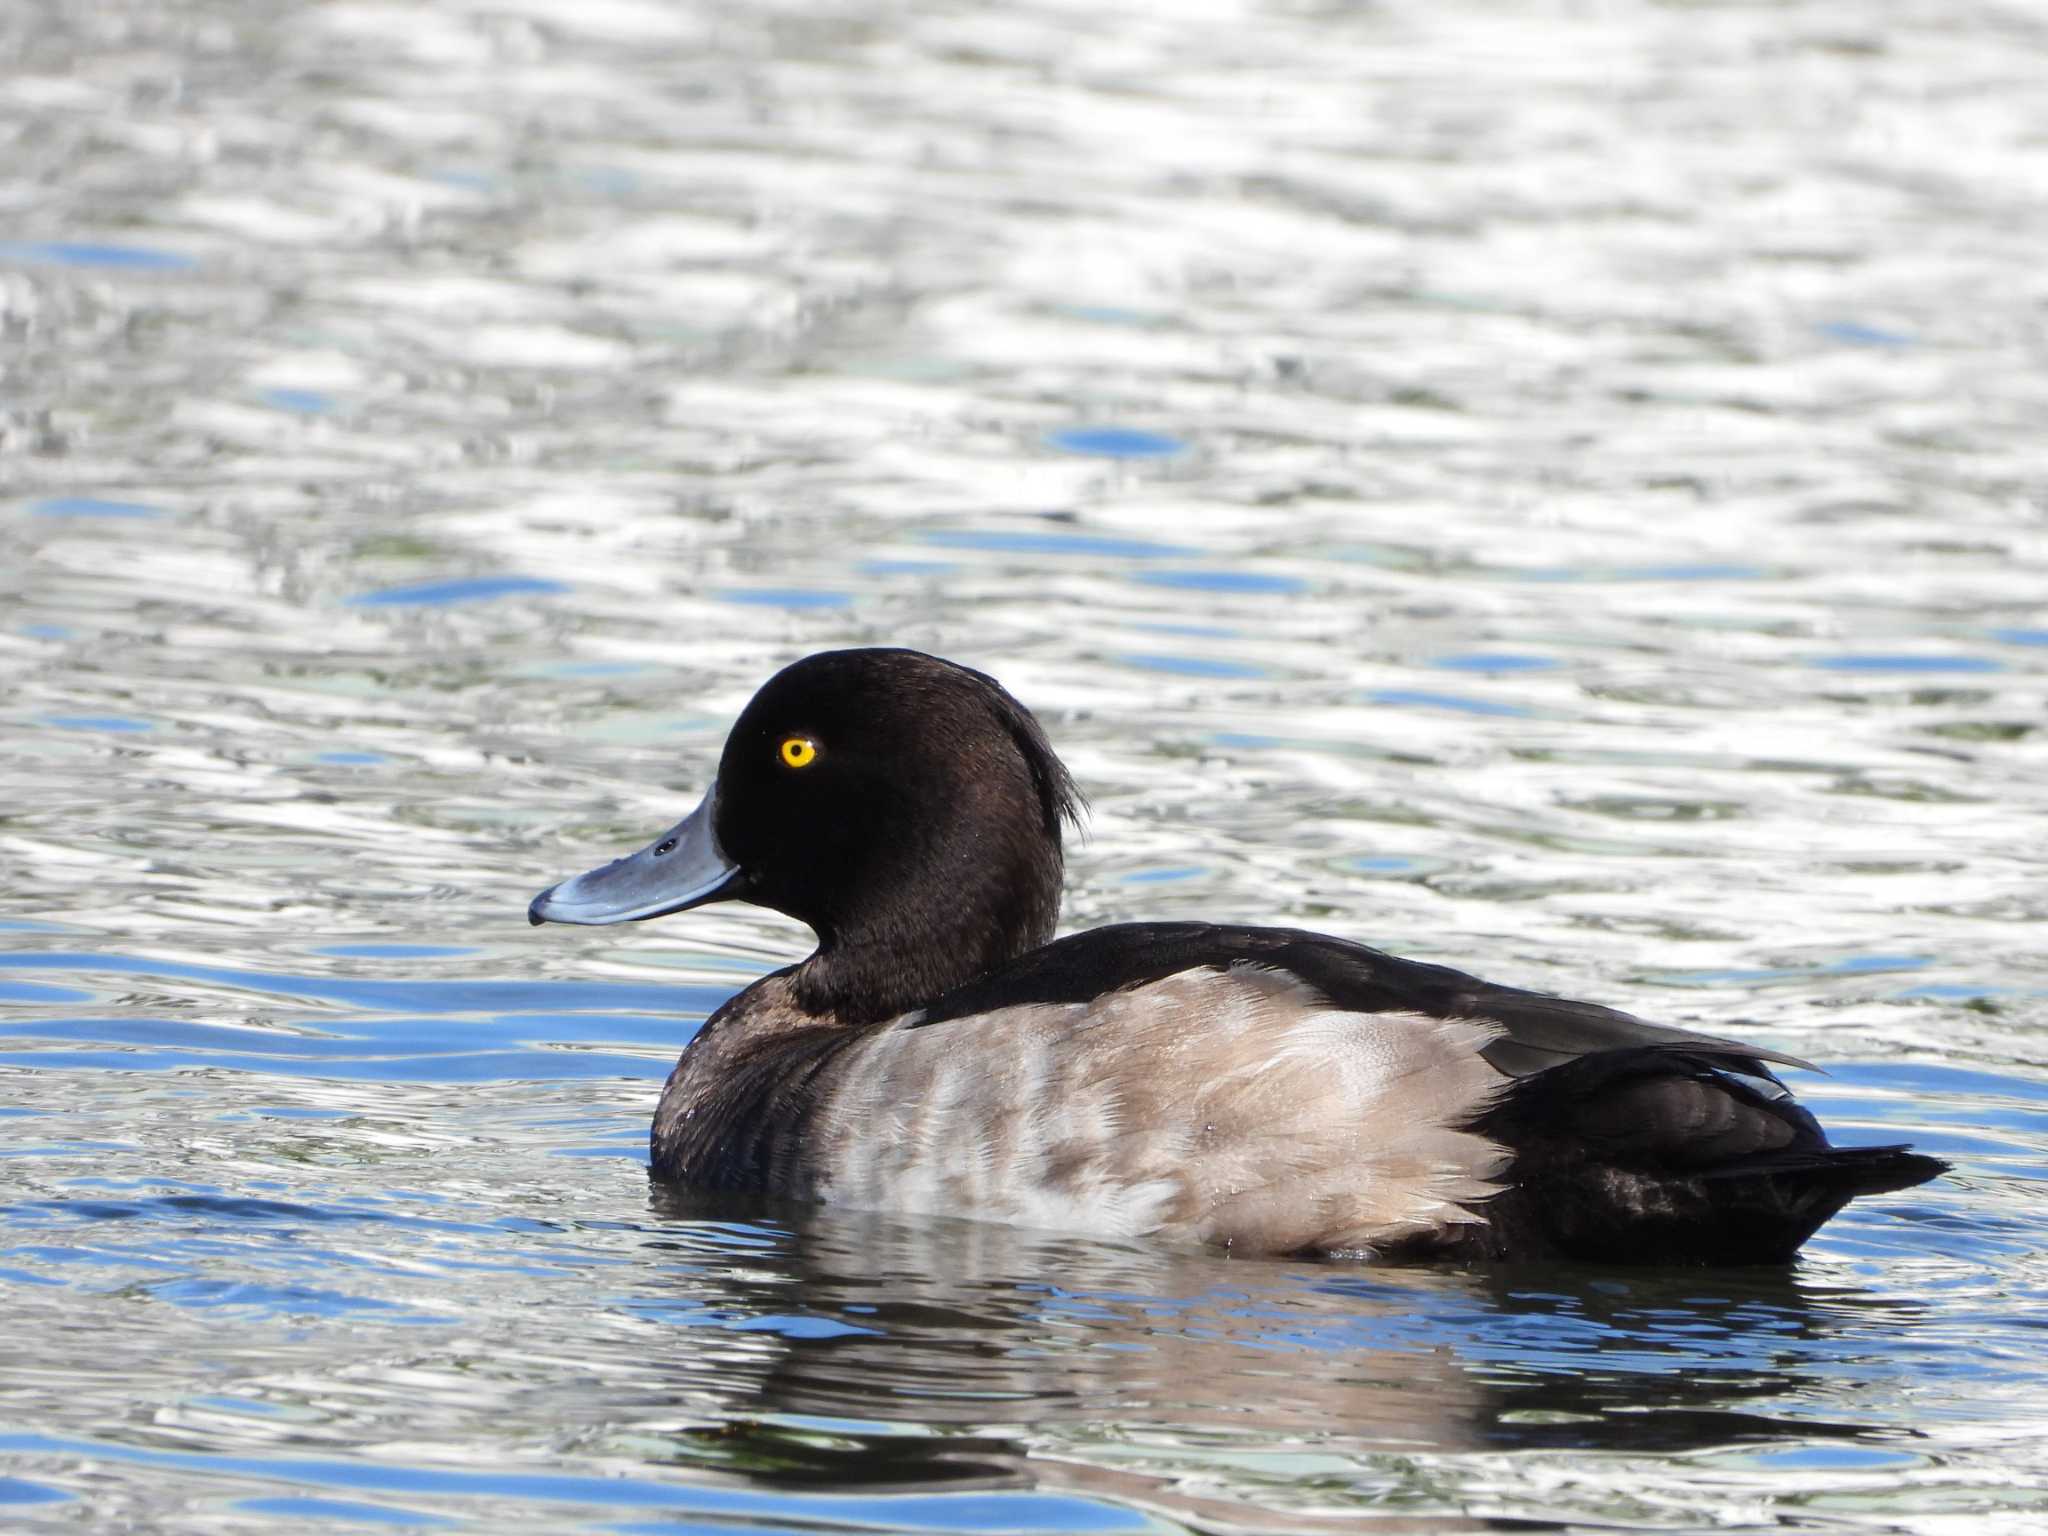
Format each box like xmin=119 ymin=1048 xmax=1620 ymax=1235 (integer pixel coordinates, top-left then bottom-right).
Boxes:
xmin=654 ymin=923 xmax=1944 ymax=1263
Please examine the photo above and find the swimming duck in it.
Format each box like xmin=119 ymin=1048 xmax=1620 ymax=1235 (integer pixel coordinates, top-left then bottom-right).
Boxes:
xmin=529 ymin=648 xmax=1944 ymax=1264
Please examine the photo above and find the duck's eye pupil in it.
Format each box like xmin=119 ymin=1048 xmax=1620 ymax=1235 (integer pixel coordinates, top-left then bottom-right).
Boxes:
xmin=780 ymin=737 xmax=819 ymax=769
xmin=655 ymin=838 xmax=676 ymax=856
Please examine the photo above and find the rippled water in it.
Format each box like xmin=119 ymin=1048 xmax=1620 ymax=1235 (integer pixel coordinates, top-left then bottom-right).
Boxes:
xmin=5 ymin=0 xmax=2048 ymax=1530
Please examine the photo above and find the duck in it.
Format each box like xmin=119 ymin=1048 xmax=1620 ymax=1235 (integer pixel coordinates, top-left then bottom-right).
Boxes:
xmin=529 ymin=647 xmax=1945 ymax=1264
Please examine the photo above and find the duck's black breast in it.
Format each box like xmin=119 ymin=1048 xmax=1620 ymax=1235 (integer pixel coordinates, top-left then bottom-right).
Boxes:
xmin=651 ymin=970 xmax=878 ymax=1199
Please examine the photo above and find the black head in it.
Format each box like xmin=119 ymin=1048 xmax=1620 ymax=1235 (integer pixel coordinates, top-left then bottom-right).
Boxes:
xmin=529 ymin=648 xmax=1084 ymax=1022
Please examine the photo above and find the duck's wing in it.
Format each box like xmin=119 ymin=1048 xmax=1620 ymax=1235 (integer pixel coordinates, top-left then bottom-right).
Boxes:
xmin=911 ymin=921 xmax=1814 ymax=1080
xmin=902 ymin=923 xmax=1942 ymax=1264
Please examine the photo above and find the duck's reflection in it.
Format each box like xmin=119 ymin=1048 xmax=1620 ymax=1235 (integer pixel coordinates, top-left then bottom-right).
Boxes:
xmin=632 ymin=1188 xmax=1922 ymax=1529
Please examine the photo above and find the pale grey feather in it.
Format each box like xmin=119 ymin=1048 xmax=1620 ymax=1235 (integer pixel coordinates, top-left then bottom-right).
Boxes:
xmin=809 ymin=965 xmax=1510 ymax=1254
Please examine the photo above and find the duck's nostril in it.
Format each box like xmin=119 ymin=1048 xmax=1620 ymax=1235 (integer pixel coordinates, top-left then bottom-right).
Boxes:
xmin=655 ymin=838 xmax=677 ymax=856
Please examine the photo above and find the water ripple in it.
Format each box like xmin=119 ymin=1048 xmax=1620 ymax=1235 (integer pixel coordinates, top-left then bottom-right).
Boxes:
xmin=4 ymin=0 xmax=2046 ymax=1531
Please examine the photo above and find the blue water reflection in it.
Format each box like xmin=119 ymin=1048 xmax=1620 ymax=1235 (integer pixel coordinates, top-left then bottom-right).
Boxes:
xmin=1812 ymin=654 xmax=2003 ymax=673
xmin=1131 ymin=569 xmax=1307 ymax=593
xmin=348 ymin=577 xmax=570 ymax=607
xmin=0 ymin=1435 xmax=1158 ymax=1533
xmin=260 ymin=388 xmax=336 ymax=415
xmin=1116 ymin=653 xmax=1263 ymax=679
xmin=714 ymin=589 xmax=853 ymax=609
xmin=1046 ymin=427 xmax=1186 ymax=458
xmin=31 ymin=497 xmax=163 ymax=518
xmin=919 ymin=529 xmax=1197 ymax=559
xmin=1433 ymin=652 xmax=1558 ymax=672
xmin=0 ymin=1476 xmax=71 ymax=1507
xmin=0 ymin=951 xmax=722 ymax=1020
xmin=0 ymin=241 xmax=194 ymax=270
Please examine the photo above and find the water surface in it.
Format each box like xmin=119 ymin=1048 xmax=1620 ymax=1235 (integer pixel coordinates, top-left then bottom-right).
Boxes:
xmin=5 ymin=0 xmax=2048 ymax=1530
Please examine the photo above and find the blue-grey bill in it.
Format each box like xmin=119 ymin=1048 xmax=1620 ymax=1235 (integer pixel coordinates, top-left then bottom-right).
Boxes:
xmin=528 ymin=783 xmax=738 ymax=926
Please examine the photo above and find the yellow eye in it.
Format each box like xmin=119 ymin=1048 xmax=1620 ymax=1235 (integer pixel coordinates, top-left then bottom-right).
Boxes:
xmin=779 ymin=736 xmax=819 ymax=769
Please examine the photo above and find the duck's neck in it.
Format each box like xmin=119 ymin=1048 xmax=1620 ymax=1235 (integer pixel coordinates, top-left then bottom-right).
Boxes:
xmin=789 ymin=853 xmax=1062 ymax=1025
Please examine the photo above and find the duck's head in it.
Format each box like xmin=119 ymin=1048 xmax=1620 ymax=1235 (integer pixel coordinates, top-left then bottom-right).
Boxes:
xmin=529 ymin=648 xmax=1083 ymax=1021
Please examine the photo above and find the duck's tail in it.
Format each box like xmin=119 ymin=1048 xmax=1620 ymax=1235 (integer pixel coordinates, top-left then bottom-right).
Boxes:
xmin=1462 ymin=1046 xmax=1949 ymax=1266
xmin=1673 ymin=1143 xmax=1950 ymax=1264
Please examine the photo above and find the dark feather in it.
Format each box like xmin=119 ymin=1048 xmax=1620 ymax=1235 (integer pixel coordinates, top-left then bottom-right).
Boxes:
xmin=1460 ymin=1047 xmax=1946 ymax=1264
xmin=912 ymin=921 xmax=1811 ymax=1077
